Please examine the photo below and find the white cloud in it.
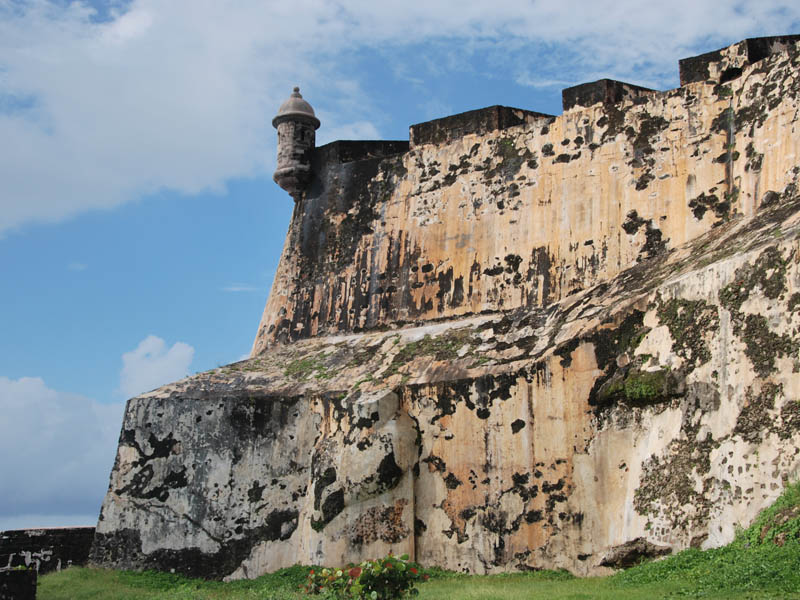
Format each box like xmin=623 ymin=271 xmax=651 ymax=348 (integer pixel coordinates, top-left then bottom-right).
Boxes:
xmin=318 ymin=120 xmax=382 ymax=145
xmin=0 ymin=376 xmax=124 ymax=525
xmin=514 ymin=74 xmax=576 ymax=89
xmin=118 ymin=334 xmax=194 ymax=398
xmin=1 ymin=1 xmax=799 ymax=234
xmin=67 ymin=261 xmax=87 ymax=271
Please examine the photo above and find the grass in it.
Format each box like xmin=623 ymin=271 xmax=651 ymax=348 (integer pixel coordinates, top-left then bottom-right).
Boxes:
xmin=39 ymin=565 xmax=310 ymax=599
xmin=40 ymin=483 xmax=800 ymax=599
xmin=39 ymin=565 xmax=800 ymax=599
xmin=283 ymin=354 xmax=331 ymax=380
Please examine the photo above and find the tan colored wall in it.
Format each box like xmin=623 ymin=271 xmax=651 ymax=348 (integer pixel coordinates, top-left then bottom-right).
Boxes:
xmin=93 ymin=188 xmax=800 ymax=577
xmin=253 ymin=42 xmax=800 ymax=353
xmin=92 ymin=41 xmax=800 ymax=581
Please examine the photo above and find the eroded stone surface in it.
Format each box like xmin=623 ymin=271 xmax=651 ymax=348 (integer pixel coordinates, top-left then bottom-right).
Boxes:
xmin=253 ymin=40 xmax=800 ymax=351
xmin=93 ymin=40 xmax=800 ymax=579
xmin=94 ymin=192 xmax=800 ymax=576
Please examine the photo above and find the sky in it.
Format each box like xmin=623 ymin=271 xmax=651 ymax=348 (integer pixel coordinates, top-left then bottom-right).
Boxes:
xmin=2 ymin=0 xmax=800 ymax=531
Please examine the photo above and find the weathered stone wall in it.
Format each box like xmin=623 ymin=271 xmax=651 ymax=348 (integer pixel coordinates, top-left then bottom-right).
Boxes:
xmin=94 ymin=189 xmax=800 ymax=577
xmin=253 ymin=40 xmax=800 ymax=351
xmin=0 ymin=569 xmax=36 ymax=600
xmin=1 ymin=527 xmax=94 ymax=574
xmin=93 ymin=39 xmax=800 ymax=580
xmin=92 ymin=387 xmax=416 ymax=579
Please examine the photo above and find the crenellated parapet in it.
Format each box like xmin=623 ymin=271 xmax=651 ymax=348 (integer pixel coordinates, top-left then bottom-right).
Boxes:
xmin=409 ymin=105 xmax=553 ymax=148
xmin=679 ymin=34 xmax=800 ymax=85
xmin=561 ymin=79 xmax=656 ymax=112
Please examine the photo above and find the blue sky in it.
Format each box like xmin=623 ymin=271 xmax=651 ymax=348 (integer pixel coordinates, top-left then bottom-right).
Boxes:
xmin=2 ymin=0 xmax=800 ymax=530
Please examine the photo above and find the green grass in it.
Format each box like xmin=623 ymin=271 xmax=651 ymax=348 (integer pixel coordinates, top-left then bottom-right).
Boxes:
xmin=614 ymin=481 xmax=800 ymax=598
xmin=40 ymin=484 xmax=800 ymax=599
xmin=40 ymin=565 xmax=800 ymax=600
xmin=39 ymin=565 xmax=310 ymax=599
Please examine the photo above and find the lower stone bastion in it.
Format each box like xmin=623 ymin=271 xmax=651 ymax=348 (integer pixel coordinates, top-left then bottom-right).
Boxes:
xmin=90 ymin=36 xmax=800 ymax=579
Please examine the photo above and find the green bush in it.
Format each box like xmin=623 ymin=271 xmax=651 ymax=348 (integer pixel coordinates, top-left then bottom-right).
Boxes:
xmin=302 ymin=554 xmax=427 ymax=599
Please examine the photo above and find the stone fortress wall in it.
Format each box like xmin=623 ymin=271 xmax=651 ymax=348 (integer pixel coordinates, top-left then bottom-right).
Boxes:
xmin=253 ymin=35 xmax=800 ymax=352
xmin=91 ymin=36 xmax=800 ymax=580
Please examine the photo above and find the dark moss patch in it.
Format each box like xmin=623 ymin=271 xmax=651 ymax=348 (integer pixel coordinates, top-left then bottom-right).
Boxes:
xmin=630 ymin=114 xmax=669 ymax=156
xmin=718 ymin=247 xmax=794 ymax=376
xmin=588 ymin=310 xmax=648 ymax=372
xmin=554 ymin=337 xmax=581 ymax=367
xmin=621 ymin=211 xmax=667 ymax=259
xmin=739 ymin=314 xmax=797 ymax=378
xmin=376 ymin=452 xmax=404 ymax=492
xmin=599 ymin=103 xmax=627 ymax=144
xmin=711 ymin=107 xmax=734 ymax=134
xmin=656 ymin=297 xmax=719 ymax=372
xmin=484 ymin=264 xmax=504 ymax=276
xmin=634 ymin=431 xmax=717 ymax=532
xmin=689 ymin=192 xmax=728 ymax=222
xmin=788 ymin=293 xmax=800 ymax=312
xmin=635 ymin=172 xmax=655 ymax=191
xmin=735 ymin=99 xmax=770 ymax=137
xmin=444 ymin=472 xmax=462 ymax=489
xmin=641 ymin=224 xmax=667 ymax=259
xmin=714 ymin=150 xmax=740 ymax=164
xmin=586 ymin=310 xmax=653 ymax=413
xmin=311 ymin=489 xmax=345 ymax=532
xmin=313 ymin=467 xmax=337 ymax=511
xmin=726 ymin=247 xmax=786 ymax=309
xmin=778 ymin=399 xmax=800 ymax=440
xmin=622 ymin=210 xmax=647 ymax=234
xmin=745 ymin=142 xmax=764 ymax=172
xmin=734 ymin=383 xmax=781 ymax=443
xmin=386 ymin=330 xmax=474 ymax=376
xmin=525 ymin=510 xmax=543 ymax=523
xmin=596 ymin=367 xmax=682 ymax=408
xmin=483 ymin=137 xmax=535 ymax=183
xmin=247 ymin=481 xmax=266 ymax=503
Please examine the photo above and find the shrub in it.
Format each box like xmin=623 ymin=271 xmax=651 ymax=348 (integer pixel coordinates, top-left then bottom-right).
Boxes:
xmin=301 ymin=554 xmax=428 ymax=599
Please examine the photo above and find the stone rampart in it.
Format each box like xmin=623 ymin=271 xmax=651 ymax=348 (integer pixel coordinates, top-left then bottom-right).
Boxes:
xmin=1 ymin=527 xmax=94 ymax=575
xmin=253 ymin=37 xmax=800 ymax=352
xmin=93 ymin=37 xmax=800 ymax=580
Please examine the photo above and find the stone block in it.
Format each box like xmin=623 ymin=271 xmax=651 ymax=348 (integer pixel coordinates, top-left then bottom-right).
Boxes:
xmin=679 ymin=35 xmax=800 ymax=85
xmin=561 ymin=79 xmax=656 ymax=111
xmin=409 ymin=105 xmax=553 ymax=148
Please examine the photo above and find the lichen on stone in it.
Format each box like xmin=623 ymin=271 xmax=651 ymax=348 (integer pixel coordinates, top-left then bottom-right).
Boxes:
xmin=656 ymin=296 xmax=719 ymax=371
